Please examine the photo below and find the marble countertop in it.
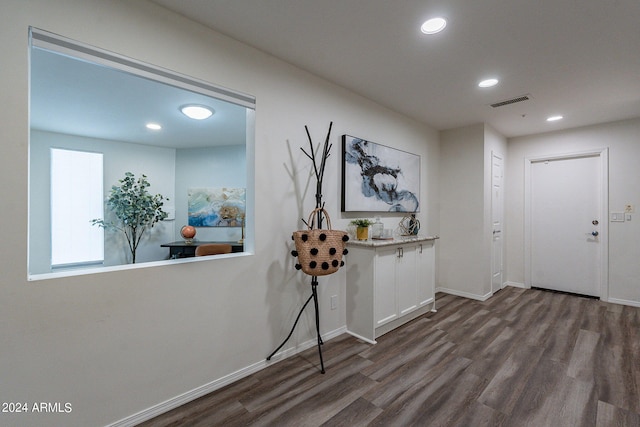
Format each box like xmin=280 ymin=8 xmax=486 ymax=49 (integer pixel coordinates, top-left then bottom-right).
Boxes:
xmin=347 ymin=234 xmax=439 ymax=248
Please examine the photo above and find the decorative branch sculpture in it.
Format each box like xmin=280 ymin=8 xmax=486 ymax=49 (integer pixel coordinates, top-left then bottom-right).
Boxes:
xmin=267 ymin=121 xmax=335 ymax=374
xmin=300 ymin=121 xmax=333 ymax=228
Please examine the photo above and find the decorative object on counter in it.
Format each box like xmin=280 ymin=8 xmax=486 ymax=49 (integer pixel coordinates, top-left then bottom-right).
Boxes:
xmin=187 ymin=187 xmax=245 ymax=227
xmin=399 ymin=213 xmax=421 ymax=236
xmin=267 ymin=121 xmax=339 ymax=374
xmin=409 ymin=213 xmax=420 ymax=235
xmin=371 ymin=216 xmax=384 ymax=239
xmin=180 ymin=225 xmax=197 ymax=244
xmin=291 ymin=208 xmax=349 ymax=276
xmin=91 ymin=172 xmax=168 ymax=264
xmin=342 ymin=134 xmax=420 ymax=212
xmin=237 ymin=212 xmax=245 ymax=243
xmin=350 ymin=218 xmax=373 ymax=240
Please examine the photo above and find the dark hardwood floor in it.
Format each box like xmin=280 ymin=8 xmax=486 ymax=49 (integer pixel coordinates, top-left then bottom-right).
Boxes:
xmin=139 ymin=287 xmax=640 ymax=426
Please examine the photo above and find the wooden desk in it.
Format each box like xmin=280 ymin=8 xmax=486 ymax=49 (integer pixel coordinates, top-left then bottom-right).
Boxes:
xmin=161 ymin=241 xmax=243 ymax=258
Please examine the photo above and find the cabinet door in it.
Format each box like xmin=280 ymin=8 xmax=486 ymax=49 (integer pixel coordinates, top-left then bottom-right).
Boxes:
xmin=417 ymin=241 xmax=435 ymax=306
xmin=374 ymin=247 xmax=398 ymax=326
xmin=397 ymin=245 xmax=418 ymax=315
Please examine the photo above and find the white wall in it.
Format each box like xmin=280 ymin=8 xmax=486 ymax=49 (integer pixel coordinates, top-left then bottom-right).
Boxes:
xmin=506 ymin=117 xmax=640 ymax=306
xmin=0 ymin=1 xmax=439 ymax=426
xmin=439 ymin=123 xmax=507 ymax=300
xmin=29 ymin=130 xmax=176 ymax=272
xmin=175 ymin=145 xmax=246 ymax=242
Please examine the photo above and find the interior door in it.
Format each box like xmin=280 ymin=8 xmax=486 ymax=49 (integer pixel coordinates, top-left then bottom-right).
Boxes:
xmin=530 ymin=155 xmax=601 ymax=297
xmin=491 ymin=152 xmax=504 ymax=293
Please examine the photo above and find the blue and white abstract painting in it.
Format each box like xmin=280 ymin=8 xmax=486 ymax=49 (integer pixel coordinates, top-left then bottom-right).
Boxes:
xmin=188 ymin=187 xmax=245 ymax=227
xmin=342 ymin=135 xmax=420 ymax=212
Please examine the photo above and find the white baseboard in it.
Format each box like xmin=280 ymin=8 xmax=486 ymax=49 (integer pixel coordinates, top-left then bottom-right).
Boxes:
xmin=346 ymin=330 xmax=377 ymax=345
xmin=108 ymin=326 xmax=347 ymax=427
xmin=607 ymin=297 xmax=640 ymax=308
xmin=505 ymin=281 xmax=527 ymax=289
xmin=436 ymin=287 xmax=493 ymax=302
xmin=504 ymin=283 xmax=639 ymax=307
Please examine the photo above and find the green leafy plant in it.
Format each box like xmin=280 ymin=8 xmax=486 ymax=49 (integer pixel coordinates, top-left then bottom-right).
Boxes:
xmin=350 ymin=218 xmax=373 ymax=228
xmin=91 ymin=172 xmax=168 ymax=264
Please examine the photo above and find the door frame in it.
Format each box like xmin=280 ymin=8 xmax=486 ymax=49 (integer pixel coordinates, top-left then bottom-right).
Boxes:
xmin=524 ymin=148 xmax=609 ymax=300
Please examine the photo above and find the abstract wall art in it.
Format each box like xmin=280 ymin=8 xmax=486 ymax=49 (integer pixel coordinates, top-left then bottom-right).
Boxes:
xmin=188 ymin=187 xmax=245 ymax=227
xmin=342 ymin=135 xmax=420 ymax=212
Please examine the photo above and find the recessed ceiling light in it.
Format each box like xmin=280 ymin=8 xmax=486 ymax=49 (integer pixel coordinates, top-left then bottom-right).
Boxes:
xmin=146 ymin=123 xmax=162 ymax=130
xmin=180 ymin=104 xmax=214 ymax=120
xmin=421 ymin=17 xmax=447 ymax=34
xmin=547 ymin=115 xmax=564 ymax=122
xmin=478 ymin=78 xmax=499 ymax=88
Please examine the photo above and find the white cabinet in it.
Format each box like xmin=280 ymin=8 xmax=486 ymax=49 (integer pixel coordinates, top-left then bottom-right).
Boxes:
xmin=397 ymin=245 xmax=418 ymax=316
xmin=374 ymin=246 xmax=398 ymax=326
xmin=417 ymin=241 xmax=435 ymax=307
xmin=346 ymin=237 xmax=437 ymax=343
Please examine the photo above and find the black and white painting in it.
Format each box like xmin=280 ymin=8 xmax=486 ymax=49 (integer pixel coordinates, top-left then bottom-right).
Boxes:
xmin=342 ymin=135 xmax=420 ymax=212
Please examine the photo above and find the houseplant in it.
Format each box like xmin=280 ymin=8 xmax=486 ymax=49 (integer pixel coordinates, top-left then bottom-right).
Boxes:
xmin=91 ymin=172 xmax=168 ymax=264
xmin=350 ymin=218 xmax=373 ymax=240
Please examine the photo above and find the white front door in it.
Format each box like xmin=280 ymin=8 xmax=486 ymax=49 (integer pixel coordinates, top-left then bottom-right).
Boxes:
xmin=491 ymin=152 xmax=504 ymax=293
xmin=529 ymin=153 xmax=604 ymax=297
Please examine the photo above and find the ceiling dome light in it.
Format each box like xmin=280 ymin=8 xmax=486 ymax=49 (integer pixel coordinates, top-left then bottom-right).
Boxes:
xmin=180 ymin=104 xmax=214 ymax=120
xmin=421 ymin=17 xmax=447 ymax=34
xmin=546 ymin=115 xmax=563 ymax=122
xmin=146 ymin=123 xmax=162 ymax=130
xmin=478 ymin=78 xmax=499 ymax=88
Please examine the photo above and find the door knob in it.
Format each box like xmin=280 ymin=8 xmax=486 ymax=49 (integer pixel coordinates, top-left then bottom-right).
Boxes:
xmin=592 ymin=231 xmax=599 ymax=236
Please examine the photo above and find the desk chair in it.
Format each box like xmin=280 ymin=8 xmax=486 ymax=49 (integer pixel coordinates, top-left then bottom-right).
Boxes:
xmin=195 ymin=243 xmax=233 ymax=256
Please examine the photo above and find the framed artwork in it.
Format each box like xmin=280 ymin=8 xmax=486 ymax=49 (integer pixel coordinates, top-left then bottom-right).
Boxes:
xmin=188 ymin=187 xmax=245 ymax=227
xmin=342 ymin=135 xmax=420 ymax=212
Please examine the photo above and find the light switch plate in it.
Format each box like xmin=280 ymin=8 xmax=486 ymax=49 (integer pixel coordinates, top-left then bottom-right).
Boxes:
xmin=611 ymin=212 xmax=625 ymax=222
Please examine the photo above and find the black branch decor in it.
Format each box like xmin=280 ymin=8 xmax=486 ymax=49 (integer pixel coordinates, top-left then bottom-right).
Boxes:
xmin=299 ymin=121 xmax=333 ymax=229
xmin=267 ymin=121 xmax=348 ymax=374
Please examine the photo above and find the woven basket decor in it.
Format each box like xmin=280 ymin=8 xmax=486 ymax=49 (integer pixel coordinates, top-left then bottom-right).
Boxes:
xmin=291 ymin=208 xmax=349 ymax=276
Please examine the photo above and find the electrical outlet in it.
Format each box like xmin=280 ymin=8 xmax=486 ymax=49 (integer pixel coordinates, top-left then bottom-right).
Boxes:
xmin=330 ymin=295 xmax=338 ymax=310
xmin=624 ymin=204 xmax=635 ymax=213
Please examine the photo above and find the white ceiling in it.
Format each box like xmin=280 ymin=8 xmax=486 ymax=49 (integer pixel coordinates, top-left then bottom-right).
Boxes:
xmin=151 ymin=0 xmax=640 ymax=137
xmin=30 ymin=47 xmax=248 ymax=148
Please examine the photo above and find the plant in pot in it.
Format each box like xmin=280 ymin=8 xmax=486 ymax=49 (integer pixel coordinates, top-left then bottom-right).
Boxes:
xmin=350 ymin=218 xmax=373 ymax=241
xmin=91 ymin=172 xmax=168 ymax=264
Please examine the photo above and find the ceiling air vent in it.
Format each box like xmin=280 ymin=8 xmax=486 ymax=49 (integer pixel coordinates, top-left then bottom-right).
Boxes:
xmin=490 ymin=94 xmax=531 ymax=108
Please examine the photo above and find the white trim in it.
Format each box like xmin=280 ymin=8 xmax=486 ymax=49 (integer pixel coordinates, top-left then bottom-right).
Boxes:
xmin=608 ymin=297 xmax=640 ymax=308
xmin=107 ymin=326 xmax=346 ymax=427
xmin=346 ymin=330 xmax=377 ymax=345
xmin=505 ymin=281 xmax=527 ymax=289
xmin=436 ymin=287 xmax=493 ymax=301
xmin=28 ymin=252 xmax=253 ymax=281
xmin=30 ymin=27 xmax=256 ymax=109
xmin=523 ymin=148 xmax=609 ymax=299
